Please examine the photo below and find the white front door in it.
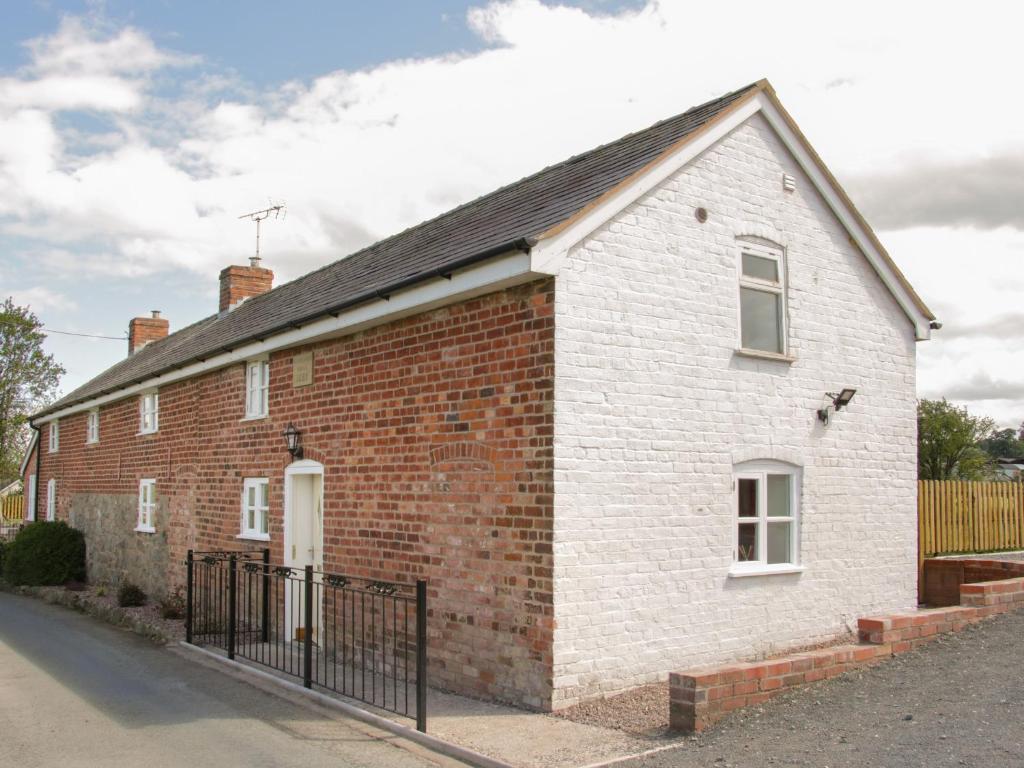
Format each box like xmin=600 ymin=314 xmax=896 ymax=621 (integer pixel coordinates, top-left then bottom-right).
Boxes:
xmin=284 ymin=461 xmax=324 ymax=642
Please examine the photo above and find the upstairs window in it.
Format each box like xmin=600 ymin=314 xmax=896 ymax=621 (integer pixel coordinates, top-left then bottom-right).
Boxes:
xmin=738 ymin=242 xmax=787 ymax=355
xmin=137 ymin=479 xmax=156 ymax=533
xmin=240 ymin=478 xmax=270 ymax=539
xmin=86 ymin=409 xmax=100 ymax=444
xmin=140 ymin=391 xmax=159 ymax=434
xmin=49 ymin=420 xmax=59 ymax=453
xmin=245 ymin=359 xmax=269 ymax=419
xmin=733 ymin=461 xmax=801 ymax=574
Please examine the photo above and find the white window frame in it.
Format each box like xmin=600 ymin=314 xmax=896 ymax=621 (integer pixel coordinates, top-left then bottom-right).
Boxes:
xmin=46 ymin=478 xmax=56 ymax=521
xmin=136 ymin=479 xmax=156 ymax=533
xmin=86 ymin=408 xmax=100 ymax=444
xmin=27 ymin=474 xmax=37 ymax=521
xmin=736 ymin=240 xmax=789 ymax=357
xmin=244 ymin=359 xmax=270 ymax=420
xmin=238 ymin=477 xmax=270 ymax=540
xmin=48 ymin=420 xmax=59 ymax=453
xmin=139 ymin=390 xmax=159 ymax=434
xmin=730 ymin=461 xmax=803 ymax=577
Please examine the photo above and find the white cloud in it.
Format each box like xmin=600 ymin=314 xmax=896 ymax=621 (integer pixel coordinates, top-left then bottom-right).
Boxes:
xmin=2 ymin=0 xmax=1023 ymax=423
xmin=9 ymin=286 xmax=77 ymax=313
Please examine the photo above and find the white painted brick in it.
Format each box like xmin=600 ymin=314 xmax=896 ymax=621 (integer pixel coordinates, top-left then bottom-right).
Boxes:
xmin=550 ymin=114 xmax=918 ymax=708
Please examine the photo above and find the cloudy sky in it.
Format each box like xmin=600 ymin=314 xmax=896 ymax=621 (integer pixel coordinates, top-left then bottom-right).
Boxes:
xmin=2 ymin=0 xmax=1022 ymax=427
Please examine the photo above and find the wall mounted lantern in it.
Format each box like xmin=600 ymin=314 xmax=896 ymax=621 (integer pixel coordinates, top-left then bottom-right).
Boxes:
xmin=817 ymin=388 xmax=857 ymax=426
xmin=282 ymin=422 xmax=303 ymax=459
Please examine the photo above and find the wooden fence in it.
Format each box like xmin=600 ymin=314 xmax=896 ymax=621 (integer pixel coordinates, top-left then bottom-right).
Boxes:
xmin=918 ymin=480 xmax=1024 ymax=598
xmin=1 ymin=494 xmax=24 ymax=521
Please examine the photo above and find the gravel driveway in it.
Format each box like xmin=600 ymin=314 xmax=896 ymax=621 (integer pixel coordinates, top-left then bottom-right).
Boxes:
xmin=618 ymin=608 xmax=1024 ymax=768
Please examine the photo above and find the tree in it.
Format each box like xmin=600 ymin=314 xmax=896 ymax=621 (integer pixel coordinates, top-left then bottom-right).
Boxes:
xmin=978 ymin=425 xmax=1024 ymax=460
xmin=917 ymin=398 xmax=995 ymax=480
xmin=0 ymin=298 xmax=65 ymax=486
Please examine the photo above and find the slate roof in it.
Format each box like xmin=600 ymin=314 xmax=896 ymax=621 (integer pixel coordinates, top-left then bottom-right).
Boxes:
xmin=44 ymin=82 xmax=764 ymax=415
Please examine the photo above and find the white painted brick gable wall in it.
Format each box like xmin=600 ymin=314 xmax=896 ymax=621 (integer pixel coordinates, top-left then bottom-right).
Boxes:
xmin=551 ymin=113 xmax=918 ymax=708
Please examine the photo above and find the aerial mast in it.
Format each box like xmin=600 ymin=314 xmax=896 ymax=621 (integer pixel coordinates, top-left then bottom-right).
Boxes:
xmin=238 ymin=204 xmax=286 ymax=265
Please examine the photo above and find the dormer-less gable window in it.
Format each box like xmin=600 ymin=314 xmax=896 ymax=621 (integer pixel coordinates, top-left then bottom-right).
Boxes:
xmin=48 ymin=420 xmax=59 ymax=453
xmin=140 ymin=390 xmax=159 ymax=434
xmin=245 ymin=359 xmax=269 ymax=419
xmin=86 ymin=409 xmax=99 ymax=444
xmin=738 ymin=241 xmax=787 ymax=355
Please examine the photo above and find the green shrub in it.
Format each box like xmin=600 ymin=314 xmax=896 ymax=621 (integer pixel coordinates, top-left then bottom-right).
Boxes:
xmin=158 ymin=586 xmax=185 ymax=619
xmin=118 ymin=581 xmax=147 ymax=607
xmin=0 ymin=540 xmax=6 ymax=572
xmin=3 ymin=521 xmax=86 ymax=586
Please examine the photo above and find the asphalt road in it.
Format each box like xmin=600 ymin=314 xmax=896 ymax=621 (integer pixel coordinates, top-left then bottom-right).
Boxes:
xmin=0 ymin=591 xmax=458 ymax=768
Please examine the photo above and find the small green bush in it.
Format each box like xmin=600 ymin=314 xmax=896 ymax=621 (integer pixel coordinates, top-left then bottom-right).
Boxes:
xmin=3 ymin=521 xmax=86 ymax=586
xmin=0 ymin=540 xmax=6 ymax=572
xmin=158 ymin=586 xmax=185 ymax=619
xmin=118 ymin=581 xmax=147 ymax=607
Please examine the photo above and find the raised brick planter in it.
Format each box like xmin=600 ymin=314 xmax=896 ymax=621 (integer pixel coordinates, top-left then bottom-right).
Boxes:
xmin=669 ymin=574 xmax=1024 ymax=733
xmin=921 ymin=558 xmax=1024 ymax=606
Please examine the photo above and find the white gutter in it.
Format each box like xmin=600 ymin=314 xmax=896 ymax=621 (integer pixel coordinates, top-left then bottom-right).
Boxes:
xmin=37 ymin=251 xmax=539 ymax=424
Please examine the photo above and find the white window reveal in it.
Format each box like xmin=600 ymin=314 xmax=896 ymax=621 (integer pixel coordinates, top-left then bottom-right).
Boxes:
xmin=140 ymin=391 xmax=159 ymax=434
xmin=245 ymin=359 xmax=270 ymax=419
xmin=137 ymin=479 xmax=157 ymax=533
xmin=86 ymin=408 xmax=100 ymax=444
xmin=738 ymin=241 xmax=787 ymax=355
xmin=27 ymin=475 xmax=37 ymax=521
xmin=240 ymin=478 xmax=270 ymax=540
xmin=732 ymin=461 xmax=801 ymax=576
xmin=49 ymin=420 xmax=59 ymax=453
xmin=46 ymin=478 xmax=56 ymax=521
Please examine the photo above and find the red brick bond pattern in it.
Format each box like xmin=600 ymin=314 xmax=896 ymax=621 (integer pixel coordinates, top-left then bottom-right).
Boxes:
xmin=32 ymin=279 xmax=555 ymax=709
xmin=670 ymin=574 xmax=1024 ymax=732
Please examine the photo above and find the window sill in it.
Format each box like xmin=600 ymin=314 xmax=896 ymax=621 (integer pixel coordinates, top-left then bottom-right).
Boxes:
xmin=134 ymin=525 xmax=156 ymax=535
xmin=236 ymin=533 xmax=270 ymax=542
xmin=734 ymin=348 xmax=797 ymax=364
xmin=728 ymin=563 xmax=805 ymax=578
xmin=137 ymin=430 xmax=159 ymax=437
xmin=240 ymin=414 xmax=268 ymax=423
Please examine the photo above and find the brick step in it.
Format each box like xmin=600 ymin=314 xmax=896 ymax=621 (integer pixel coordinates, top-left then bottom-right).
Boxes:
xmin=670 ymin=574 xmax=1024 ymax=733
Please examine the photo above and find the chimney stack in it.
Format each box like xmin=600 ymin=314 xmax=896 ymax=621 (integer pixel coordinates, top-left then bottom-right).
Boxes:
xmin=128 ymin=310 xmax=169 ymax=356
xmin=219 ymin=259 xmax=274 ymax=314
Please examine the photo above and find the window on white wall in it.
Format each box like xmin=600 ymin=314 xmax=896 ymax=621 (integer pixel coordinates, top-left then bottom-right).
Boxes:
xmin=48 ymin=420 xmax=59 ymax=453
xmin=139 ymin=391 xmax=159 ymax=434
xmin=137 ymin=479 xmax=156 ymax=532
xmin=46 ymin=478 xmax=56 ymax=521
xmin=738 ymin=241 xmax=787 ymax=355
xmin=240 ymin=478 xmax=270 ymax=539
xmin=732 ymin=461 xmax=801 ymax=575
xmin=245 ymin=359 xmax=269 ymax=419
xmin=86 ymin=409 xmax=100 ymax=444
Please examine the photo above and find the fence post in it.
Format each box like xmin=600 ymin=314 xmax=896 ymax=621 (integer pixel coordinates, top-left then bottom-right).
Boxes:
xmin=227 ymin=554 xmax=237 ymax=660
xmin=415 ymin=579 xmax=427 ymax=733
xmin=185 ymin=549 xmax=194 ymax=644
xmin=303 ymin=565 xmax=314 ymax=689
xmin=261 ymin=548 xmax=270 ymax=643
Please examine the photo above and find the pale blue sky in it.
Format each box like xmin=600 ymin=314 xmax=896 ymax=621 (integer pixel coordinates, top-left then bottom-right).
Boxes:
xmin=2 ymin=1 xmax=1022 ymax=426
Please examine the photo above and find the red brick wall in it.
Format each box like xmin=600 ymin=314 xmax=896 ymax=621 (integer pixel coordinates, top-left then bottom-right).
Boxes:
xmin=36 ymin=278 xmax=555 ymax=707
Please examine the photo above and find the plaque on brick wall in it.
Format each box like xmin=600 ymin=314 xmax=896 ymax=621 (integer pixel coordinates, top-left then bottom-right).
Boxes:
xmin=292 ymin=351 xmax=313 ymax=387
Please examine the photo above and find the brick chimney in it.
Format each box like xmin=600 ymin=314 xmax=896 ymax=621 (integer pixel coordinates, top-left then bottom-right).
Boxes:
xmin=128 ymin=311 xmax=169 ymax=355
xmin=219 ymin=257 xmax=274 ymax=313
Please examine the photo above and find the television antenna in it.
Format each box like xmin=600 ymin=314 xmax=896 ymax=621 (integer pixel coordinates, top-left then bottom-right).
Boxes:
xmin=238 ymin=203 xmax=286 ymax=265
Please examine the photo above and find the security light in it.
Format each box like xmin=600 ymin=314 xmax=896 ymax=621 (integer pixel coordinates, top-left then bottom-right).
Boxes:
xmin=817 ymin=388 xmax=857 ymax=425
xmin=831 ymin=388 xmax=857 ymax=411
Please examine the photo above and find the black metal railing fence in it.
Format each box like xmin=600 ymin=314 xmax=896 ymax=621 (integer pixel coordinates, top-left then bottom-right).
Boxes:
xmin=185 ymin=549 xmax=427 ymax=731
